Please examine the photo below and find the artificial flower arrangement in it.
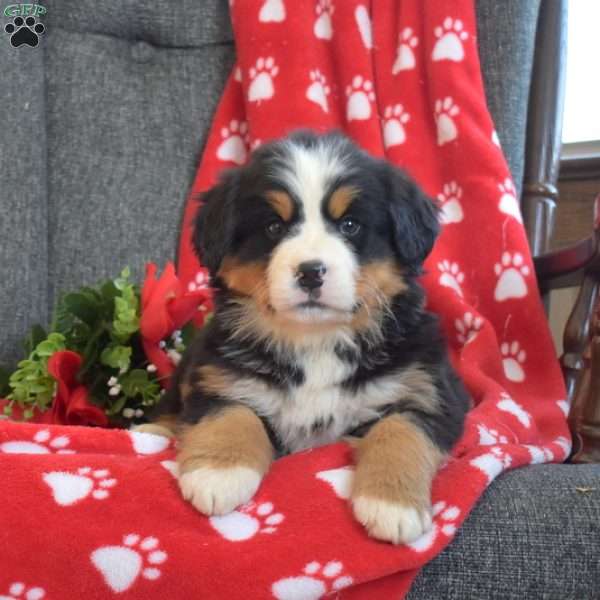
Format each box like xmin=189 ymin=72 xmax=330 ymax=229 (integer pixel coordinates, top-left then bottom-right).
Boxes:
xmin=0 ymin=263 xmax=212 ymax=427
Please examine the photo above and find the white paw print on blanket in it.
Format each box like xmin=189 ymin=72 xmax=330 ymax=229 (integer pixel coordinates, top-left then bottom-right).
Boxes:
xmin=553 ymin=436 xmax=572 ymax=460
xmin=500 ymin=341 xmax=527 ymax=383
xmin=557 ymin=399 xmax=570 ymax=418
xmin=306 ymin=69 xmax=330 ymax=113
xmin=497 ymin=393 xmax=531 ymax=427
xmin=470 ymin=446 xmax=512 ymax=483
xmin=525 ymin=444 xmax=555 ymax=465
xmin=498 ymin=178 xmax=522 ymax=223
xmin=494 ymin=252 xmax=530 ymax=301
xmin=346 ymin=75 xmax=375 ymax=121
xmin=128 ymin=430 xmax=171 ymax=455
xmin=407 ymin=500 xmax=461 ymax=553
xmin=354 ymin=5 xmax=372 ymax=50
xmin=259 ymin=0 xmax=285 ymax=23
xmin=43 ymin=467 xmax=117 ymax=506
xmin=438 ymin=260 xmax=465 ymax=297
xmin=438 ymin=181 xmax=464 ymax=224
xmin=314 ymin=0 xmax=334 ymax=40
xmin=525 ymin=437 xmax=571 ymax=464
xmin=315 ymin=466 xmax=354 ymax=499
xmin=91 ymin=534 xmax=168 ymax=594
xmin=209 ymin=501 xmax=285 ymax=541
xmin=383 ymin=104 xmax=410 ymax=148
xmin=0 ymin=583 xmax=45 ymax=600
xmin=477 ymin=424 xmax=509 ymax=446
xmin=455 ymin=311 xmax=482 ymax=345
xmin=272 ymin=561 xmax=353 ymax=600
xmin=0 ymin=429 xmax=74 ymax=455
xmin=216 ymin=119 xmax=250 ymax=165
xmin=435 ymin=97 xmax=460 ymax=145
xmin=432 ymin=17 xmax=468 ymax=62
xmin=392 ymin=27 xmax=418 ymax=74
xmin=248 ymin=57 xmax=279 ymax=103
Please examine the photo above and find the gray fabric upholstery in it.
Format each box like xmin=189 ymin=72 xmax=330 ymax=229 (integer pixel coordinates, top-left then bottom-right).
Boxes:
xmin=409 ymin=464 xmax=600 ymax=599
xmin=1 ymin=2 xmax=599 ymax=598
xmin=0 ymin=37 xmax=48 ymax=366
xmin=475 ymin=0 xmax=541 ymax=196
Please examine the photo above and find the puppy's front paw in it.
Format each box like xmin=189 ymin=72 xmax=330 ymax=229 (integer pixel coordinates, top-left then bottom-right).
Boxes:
xmin=352 ymin=495 xmax=432 ymax=544
xmin=178 ymin=466 xmax=262 ymax=516
xmin=130 ymin=423 xmax=174 ymax=438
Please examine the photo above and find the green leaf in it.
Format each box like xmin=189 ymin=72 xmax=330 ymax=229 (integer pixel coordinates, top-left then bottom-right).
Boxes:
xmin=180 ymin=322 xmax=197 ymax=348
xmin=120 ymin=369 xmax=150 ymax=398
xmin=0 ymin=366 xmax=11 ymax=397
xmin=23 ymin=324 xmax=48 ymax=356
xmin=106 ymin=395 xmax=127 ymax=416
xmin=63 ymin=292 xmax=100 ymax=326
xmin=100 ymin=345 xmax=132 ymax=371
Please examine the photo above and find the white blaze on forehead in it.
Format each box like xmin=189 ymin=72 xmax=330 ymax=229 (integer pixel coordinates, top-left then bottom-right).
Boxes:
xmin=267 ymin=140 xmax=358 ymax=317
xmin=277 ymin=139 xmax=348 ymax=225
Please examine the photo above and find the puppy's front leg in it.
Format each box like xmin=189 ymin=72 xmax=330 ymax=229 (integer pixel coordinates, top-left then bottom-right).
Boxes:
xmin=177 ymin=405 xmax=273 ymax=516
xmin=351 ymin=414 xmax=442 ymax=544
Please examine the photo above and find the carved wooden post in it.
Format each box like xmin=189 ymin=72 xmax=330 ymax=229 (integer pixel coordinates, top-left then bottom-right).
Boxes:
xmin=569 ymin=197 xmax=600 ymax=462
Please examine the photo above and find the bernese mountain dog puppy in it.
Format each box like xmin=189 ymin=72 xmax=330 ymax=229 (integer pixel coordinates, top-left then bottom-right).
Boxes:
xmin=139 ymin=130 xmax=469 ymax=544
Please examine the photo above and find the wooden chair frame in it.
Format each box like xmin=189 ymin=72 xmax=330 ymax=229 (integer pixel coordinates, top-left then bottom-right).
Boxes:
xmin=524 ymin=0 xmax=600 ymax=462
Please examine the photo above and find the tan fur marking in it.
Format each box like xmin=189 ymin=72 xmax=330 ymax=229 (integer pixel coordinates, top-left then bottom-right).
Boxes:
xmin=351 ymin=414 xmax=442 ymax=508
xmin=356 ymin=260 xmax=407 ymax=303
xmin=197 ymin=365 xmax=238 ymax=398
xmin=400 ymin=365 xmax=441 ymax=415
xmin=180 ymin=381 xmax=193 ymax=399
xmin=328 ymin=186 xmax=358 ymax=219
xmin=217 ymin=258 xmax=269 ymax=302
xmin=351 ymin=260 xmax=408 ymax=334
xmin=266 ymin=190 xmax=294 ymax=222
xmin=177 ymin=405 xmax=273 ymax=475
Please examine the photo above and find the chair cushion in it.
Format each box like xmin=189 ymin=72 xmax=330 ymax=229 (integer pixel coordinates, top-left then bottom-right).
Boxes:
xmin=44 ymin=0 xmax=234 ymax=308
xmin=408 ymin=464 xmax=600 ymax=599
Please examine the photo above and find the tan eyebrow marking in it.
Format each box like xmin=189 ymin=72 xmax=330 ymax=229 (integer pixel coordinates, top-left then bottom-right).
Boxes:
xmin=266 ymin=191 xmax=294 ymax=222
xmin=328 ymin=186 xmax=359 ymax=220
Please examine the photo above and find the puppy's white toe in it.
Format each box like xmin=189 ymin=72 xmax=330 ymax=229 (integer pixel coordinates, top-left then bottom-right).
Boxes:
xmin=130 ymin=424 xmax=174 ymax=438
xmin=352 ymin=496 xmax=432 ymax=544
xmin=178 ymin=466 xmax=262 ymax=516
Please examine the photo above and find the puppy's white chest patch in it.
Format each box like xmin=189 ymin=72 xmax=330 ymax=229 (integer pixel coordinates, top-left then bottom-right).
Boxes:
xmin=252 ymin=346 xmax=405 ymax=453
xmin=218 ymin=345 xmax=418 ymax=453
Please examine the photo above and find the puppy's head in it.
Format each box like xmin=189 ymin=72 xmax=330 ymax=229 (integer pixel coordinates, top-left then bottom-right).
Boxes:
xmin=194 ymin=131 xmax=439 ymax=336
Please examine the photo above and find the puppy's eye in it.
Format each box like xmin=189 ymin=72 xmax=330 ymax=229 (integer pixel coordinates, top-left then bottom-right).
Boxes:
xmin=266 ymin=219 xmax=286 ymax=240
xmin=339 ymin=216 xmax=361 ymax=237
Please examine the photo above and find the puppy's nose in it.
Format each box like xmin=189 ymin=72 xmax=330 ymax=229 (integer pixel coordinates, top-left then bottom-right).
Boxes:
xmin=296 ymin=260 xmax=326 ymax=291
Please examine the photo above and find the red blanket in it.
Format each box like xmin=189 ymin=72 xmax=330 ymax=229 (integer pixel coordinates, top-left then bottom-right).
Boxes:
xmin=1 ymin=1 xmax=570 ymax=598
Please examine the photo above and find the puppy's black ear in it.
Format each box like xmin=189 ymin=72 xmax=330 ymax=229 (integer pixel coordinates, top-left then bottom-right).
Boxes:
xmin=382 ymin=163 xmax=440 ymax=273
xmin=193 ymin=170 xmax=240 ymax=276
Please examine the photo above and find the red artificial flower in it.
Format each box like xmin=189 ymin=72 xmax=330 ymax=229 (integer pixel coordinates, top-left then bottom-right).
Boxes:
xmin=47 ymin=351 xmax=109 ymax=427
xmin=140 ymin=262 xmax=212 ymax=385
xmin=0 ymin=351 xmax=108 ymax=426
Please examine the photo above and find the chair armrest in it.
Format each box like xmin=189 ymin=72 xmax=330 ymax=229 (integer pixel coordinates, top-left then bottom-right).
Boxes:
xmin=544 ymin=195 xmax=600 ymax=462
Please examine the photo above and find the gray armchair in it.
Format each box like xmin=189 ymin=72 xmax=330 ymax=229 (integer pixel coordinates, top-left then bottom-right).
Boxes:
xmin=1 ymin=1 xmax=598 ymax=597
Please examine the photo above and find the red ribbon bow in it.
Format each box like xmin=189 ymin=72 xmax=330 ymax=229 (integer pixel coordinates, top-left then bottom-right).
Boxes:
xmin=140 ymin=262 xmax=212 ymax=385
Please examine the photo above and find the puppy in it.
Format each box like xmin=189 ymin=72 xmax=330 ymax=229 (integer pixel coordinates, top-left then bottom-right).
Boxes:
xmin=141 ymin=131 xmax=469 ymax=544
